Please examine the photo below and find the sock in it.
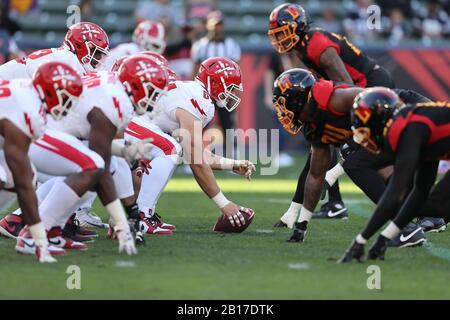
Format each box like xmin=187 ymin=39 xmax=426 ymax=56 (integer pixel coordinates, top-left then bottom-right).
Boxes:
xmin=112 ymin=157 xmax=135 ymax=199
xmin=297 ymin=206 xmax=312 ymax=223
xmin=39 ymin=177 xmax=82 ymax=230
xmin=327 ymin=148 xmax=343 ymax=202
xmin=76 ymin=191 xmax=97 ymax=210
xmin=280 ymin=202 xmax=301 ymax=228
xmin=325 ymin=162 xmax=345 ymax=189
xmin=12 ymin=177 xmax=58 ymax=216
xmin=356 ymin=234 xmax=367 ymax=244
xmin=381 ymin=222 xmax=401 ymax=240
xmin=137 ymin=156 xmax=176 ymax=218
xmin=29 ymin=222 xmax=48 ymax=248
xmin=125 ymin=202 xmax=140 ymax=220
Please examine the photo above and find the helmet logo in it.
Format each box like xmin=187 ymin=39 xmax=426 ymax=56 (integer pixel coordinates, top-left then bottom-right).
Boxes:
xmin=52 ymin=65 xmax=78 ymax=84
xmin=135 ymin=61 xmax=159 ymax=77
xmin=81 ymin=24 xmax=101 ymax=40
xmin=215 ymin=61 xmax=235 ymax=77
xmin=354 ymin=107 xmax=372 ymax=124
xmin=278 ymin=76 xmax=292 ymax=94
xmin=286 ymin=5 xmax=300 ymax=19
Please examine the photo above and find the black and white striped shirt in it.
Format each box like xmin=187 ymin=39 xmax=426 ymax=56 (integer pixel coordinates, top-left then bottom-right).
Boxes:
xmin=191 ymin=37 xmax=241 ymax=64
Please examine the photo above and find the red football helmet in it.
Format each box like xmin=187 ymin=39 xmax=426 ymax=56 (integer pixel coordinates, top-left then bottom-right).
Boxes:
xmin=195 ymin=57 xmax=243 ymax=112
xmin=118 ymin=55 xmax=169 ymax=115
xmin=139 ymin=51 xmax=177 ymax=82
xmin=64 ymin=22 xmax=109 ymax=72
xmin=32 ymin=62 xmax=83 ymax=120
xmin=139 ymin=51 xmax=169 ymax=67
xmin=132 ymin=20 xmax=166 ymax=54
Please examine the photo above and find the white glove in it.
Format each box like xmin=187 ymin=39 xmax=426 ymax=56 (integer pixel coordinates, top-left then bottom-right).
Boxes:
xmin=116 ymin=226 xmax=138 ymax=255
xmin=232 ymin=160 xmax=256 ymax=181
xmin=112 ymin=138 xmax=153 ymax=165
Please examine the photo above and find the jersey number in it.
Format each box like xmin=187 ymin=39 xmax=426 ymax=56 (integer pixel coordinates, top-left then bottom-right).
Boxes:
xmin=0 ymin=80 xmax=11 ymax=98
xmin=321 ymin=124 xmax=353 ymax=144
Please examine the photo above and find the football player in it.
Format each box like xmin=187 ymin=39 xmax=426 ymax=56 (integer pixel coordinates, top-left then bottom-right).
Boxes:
xmin=102 ymin=20 xmax=166 ymax=71
xmin=268 ymin=3 xmax=395 ymax=225
xmin=0 ymin=61 xmax=83 ymax=262
xmin=340 ymin=90 xmax=450 ymax=262
xmin=8 ymin=55 xmax=168 ymax=256
xmin=123 ymin=56 xmax=256 ymax=234
xmin=272 ymin=68 xmax=429 ymax=244
xmin=0 ymin=22 xmax=109 ymax=80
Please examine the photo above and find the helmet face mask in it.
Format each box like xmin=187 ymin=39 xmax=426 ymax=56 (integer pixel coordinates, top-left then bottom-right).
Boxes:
xmin=273 ymin=95 xmax=301 ymax=135
xmin=81 ymin=41 xmax=109 ymax=72
xmin=268 ymin=22 xmax=300 ymax=53
xmin=50 ymin=87 xmax=80 ymax=120
xmin=217 ymin=82 xmax=243 ymax=112
xmin=136 ymin=81 xmax=166 ymax=115
xmin=352 ymin=126 xmax=380 ymax=155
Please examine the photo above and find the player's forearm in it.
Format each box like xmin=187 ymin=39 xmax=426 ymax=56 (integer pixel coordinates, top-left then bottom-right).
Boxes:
xmin=204 ymin=150 xmax=240 ymax=170
xmin=190 ymin=163 xmax=221 ymax=198
xmin=15 ymin=182 xmax=40 ymax=225
xmin=96 ymin=172 xmax=118 ymax=205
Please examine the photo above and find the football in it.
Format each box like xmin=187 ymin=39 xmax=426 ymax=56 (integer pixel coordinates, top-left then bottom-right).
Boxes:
xmin=213 ymin=208 xmax=255 ymax=233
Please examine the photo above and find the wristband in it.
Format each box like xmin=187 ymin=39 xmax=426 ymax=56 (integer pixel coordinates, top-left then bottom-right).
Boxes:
xmin=212 ymin=191 xmax=230 ymax=209
xmin=105 ymin=198 xmax=128 ymax=230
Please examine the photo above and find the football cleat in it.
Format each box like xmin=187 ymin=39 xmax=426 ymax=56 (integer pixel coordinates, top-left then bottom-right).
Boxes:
xmin=152 ymin=212 xmax=176 ymax=231
xmin=48 ymin=227 xmax=88 ymax=250
xmin=287 ymin=223 xmax=307 ymax=242
xmin=312 ymin=201 xmax=348 ymax=219
xmin=15 ymin=227 xmax=66 ymax=257
xmin=74 ymin=207 xmax=107 ymax=228
xmin=273 ymin=220 xmax=288 ymax=228
xmin=338 ymin=240 xmax=365 ymax=263
xmin=274 ymin=209 xmax=298 ymax=229
xmin=368 ymin=235 xmax=389 ymax=260
xmin=0 ymin=214 xmax=25 ymax=239
xmin=63 ymin=214 xmax=98 ymax=243
xmin=418 ymin=217 xmax=447 ymax=233
xmin=139 ymin=212 xmax=172 ymax=235
xmin=388 ymin=223 xmax=426 ymax=248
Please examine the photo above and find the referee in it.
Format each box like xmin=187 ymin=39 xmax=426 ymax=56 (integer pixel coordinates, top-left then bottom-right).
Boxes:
xmin=191 ymin=10 xmax=241 ymax=157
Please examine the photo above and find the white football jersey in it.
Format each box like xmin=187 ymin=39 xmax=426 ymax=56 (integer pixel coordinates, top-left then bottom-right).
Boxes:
xmin=101 ymin=42 xmax=141 ymax=71
xmin=0 ymin=47 xmax=85 ymax=80
xmin=48 ymin=71 xmax=134 ymax=139
xmin=147 ymin=80 xmax=215 ymax=134
xmin=0 ymin=79 xmax=46 ymax=148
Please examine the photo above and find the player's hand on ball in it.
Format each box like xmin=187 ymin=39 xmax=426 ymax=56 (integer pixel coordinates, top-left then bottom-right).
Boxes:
xmin=232 ymin=160 xmax=256 ymax=181
xmin=116 ymin=226 xmax=138 ymax=255
xmin=221 ymin=202 xmax=246 ymax=227
xmin=123 ymin=138 xmax=153 ymax=165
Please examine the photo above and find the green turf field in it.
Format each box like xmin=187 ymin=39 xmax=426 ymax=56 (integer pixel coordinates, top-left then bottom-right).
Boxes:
xmin=0 ymin=156 xmax=449 ymax=299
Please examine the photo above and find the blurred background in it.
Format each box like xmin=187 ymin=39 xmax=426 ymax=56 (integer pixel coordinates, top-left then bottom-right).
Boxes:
xmin=0 ymin=0 xmax=449 ymax=166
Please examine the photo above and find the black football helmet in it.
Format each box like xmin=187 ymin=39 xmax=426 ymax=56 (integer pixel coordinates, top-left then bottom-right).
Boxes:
xmin=351 ymin=87 xmax=403 ymax=154
xmin=268 ymin=3 xmax=309 ymax=53
xmin=272 ymin=68 xmax=316 ymax=135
